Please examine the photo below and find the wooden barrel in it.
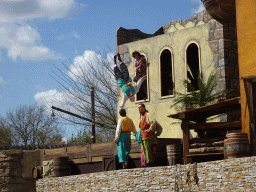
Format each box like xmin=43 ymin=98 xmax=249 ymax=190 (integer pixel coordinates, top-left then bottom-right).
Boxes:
xmin=223 ymin=139 xmax=228 ymax=159
xmin=53 ymin=156 xmax=71 ymax=177
xmin=32 ymin=166 xmax=43 ymax=179
xmin=226 ymin=133 xmax=250 ymax=159
xmin=166 ymin=144 xmax=183 ymax=166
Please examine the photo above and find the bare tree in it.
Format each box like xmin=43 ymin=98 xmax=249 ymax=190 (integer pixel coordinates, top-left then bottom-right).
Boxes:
xmin=2 ymin=103 xmax=64 ymax=145
xmin=51 ymin=50 xmax=117 ymax=142
xmin=0 ymin=118 xmax=12 ymax=146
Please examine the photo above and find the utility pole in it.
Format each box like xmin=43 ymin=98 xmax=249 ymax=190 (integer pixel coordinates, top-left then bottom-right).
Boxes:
xmin=51 ymin=87 xmax=103 ymax=144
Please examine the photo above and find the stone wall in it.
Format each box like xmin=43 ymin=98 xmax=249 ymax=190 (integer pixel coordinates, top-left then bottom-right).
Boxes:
xmin=0 ymin=149 xmax=41 ymax=192
xmin=37 ymin=156 xmax=256 ymax=192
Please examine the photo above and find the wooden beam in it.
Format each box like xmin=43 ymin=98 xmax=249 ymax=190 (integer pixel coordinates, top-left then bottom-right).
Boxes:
xmin=87 ymin=144 xmax=92 ymax=163
xmin=189 ymin=147 xmax=224 ymax=154
xmin=189 ymin=121 xmax=242 ymax=130
xmin=168 ymin=97 xmax=240 ymax=120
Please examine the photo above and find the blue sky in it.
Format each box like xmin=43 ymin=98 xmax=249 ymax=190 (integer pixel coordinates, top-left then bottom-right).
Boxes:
xmin=0 ymin=0 xmax=204 ymax=140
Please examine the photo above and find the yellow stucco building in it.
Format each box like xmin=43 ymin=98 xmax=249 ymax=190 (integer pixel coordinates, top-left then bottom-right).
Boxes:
xmin=116 ymin=9 xmax=239 ymax=139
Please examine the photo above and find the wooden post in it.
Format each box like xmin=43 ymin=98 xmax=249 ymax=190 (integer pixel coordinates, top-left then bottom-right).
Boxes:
xmin=87 ymin=144 xmax=92 ymax=162
xmin=181 ymin=117 xmax=191 ymax=164
xmin=243 ymin=78 xmax=256 ymax=156
xmin=91 ymin=87 xmax=96 ymax=144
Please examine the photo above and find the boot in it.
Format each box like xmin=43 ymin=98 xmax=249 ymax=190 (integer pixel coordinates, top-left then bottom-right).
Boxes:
xmin=117 ymin=53 xmax=122 ymax=62
xmin=114 ymin=55 xmax=117 ymax=64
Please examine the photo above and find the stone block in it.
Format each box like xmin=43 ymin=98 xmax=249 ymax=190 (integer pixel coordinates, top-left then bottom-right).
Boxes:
xmin=118 ymin=45 xmax=128 ymax=54
xmin=0 ymin=153 xmax=7 ymax=158
xmin=5 ymin=177 xmax=24 ymax=184
xmin=3 ymin=150 xmax=22 ymax=157
xmin=209 ymin=40 xmax=219 ymax=53
xmin=219 ymin=67 xmax=225 ymax=78
xmin=219 ymin=58 xmax=224 ymax=67
xmin=210 ymin=20 xmax=216 ymax=29
xmin=215 ymin=29 xmax=224 ymax=39
xmin=203 ymin=14 xmax=208 ymax=23
xmin=0 ymin=169 xmax=11 ymax=177
xmin=216 ymin=22 xmax=223 ymax=29
xmin=5 ymin=156 xmax=20 ymax=162
xmin=219 ymin=49 xmax=225 ymax=59
xmin=209 ymin=30 xmax=215 ymax=40
xmin=198 ymin=12 xmax=203 ymax=21
xmin=189 ymin=15 xmax=197 ymax=21
xmin=1 ymin=162 xmax=17 ymax=169
xmin=10 ymin=168 xmax=20 ymax=177
xmin=181 ymin=19 xmax=189 ymax=26
xmin=213 ymin=54 xmax=219 ymax=67
xmin=1 ymin=184 xmax=18 ymax=192
xmin=170 ymin=19 xmax=181 ymax=25
xmin=219 ymin=39 xmax=224 ymax=50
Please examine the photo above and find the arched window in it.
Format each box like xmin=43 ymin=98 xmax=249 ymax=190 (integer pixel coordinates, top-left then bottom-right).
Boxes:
xmin=135 ymin=53 xmax=148 ymax=101
xmin=186 ymin=43 xmax=200 ymax=92
xmin=160 ymin=49 xmax=174 ymax=97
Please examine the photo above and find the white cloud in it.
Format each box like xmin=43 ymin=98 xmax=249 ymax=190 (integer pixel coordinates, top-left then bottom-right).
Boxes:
xmin=0 ymin=0 xmax=81 ymax=24
xmin=191 ymin=0 xmax=205 ymax=14
xmin=0 ymin=0 xmax=84 ymax=61
xmin=0 ymin=24 xmax=58 ymax=61
xmin=34 ymin=89 xmax=65 ymax=114
xmin=68 ymin=50 xmax=104 ymax=80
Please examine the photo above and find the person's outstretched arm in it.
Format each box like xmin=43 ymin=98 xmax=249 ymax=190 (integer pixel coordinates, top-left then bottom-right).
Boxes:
xmin=132 ymin=123 xmax=137 ymax=136
xmin=114 ymin=119 xmax=122 ymax=142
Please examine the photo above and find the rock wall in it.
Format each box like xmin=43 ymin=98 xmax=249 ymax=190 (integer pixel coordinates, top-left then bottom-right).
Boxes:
xmin=37 ymin=156 xmax=256 ymax=192
xmin=0 ymin=149 xmax=41 ymax=192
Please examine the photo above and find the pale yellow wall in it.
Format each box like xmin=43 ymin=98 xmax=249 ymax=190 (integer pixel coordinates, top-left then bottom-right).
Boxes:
xmin=118 ymin=21 xmax=217 ymax=139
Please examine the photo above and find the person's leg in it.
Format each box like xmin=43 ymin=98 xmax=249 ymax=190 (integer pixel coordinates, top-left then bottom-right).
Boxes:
xmin=119 ymin=63 xmax=129 ymax=83
xmin=134 ymin=75 xmax=147 ymax=94
xmin=133 ymin=74 xmax=142 ymax=83
xmin=116 ymin=53 xmax=130 ymax=83
xmin=121 ymin=134 xmax=131 ymax=168
xmin=117 ymin=134 xmax=127 ymax=164
xmin=114 ymin=66 xmax=123 ymax=82
xmin=141 ymin=139 xmax=153 ymax=164
xmin=140 ymin=146 xmax=146 ymax=167
xmin=151 ymin=144 xmax=157 ymax=166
